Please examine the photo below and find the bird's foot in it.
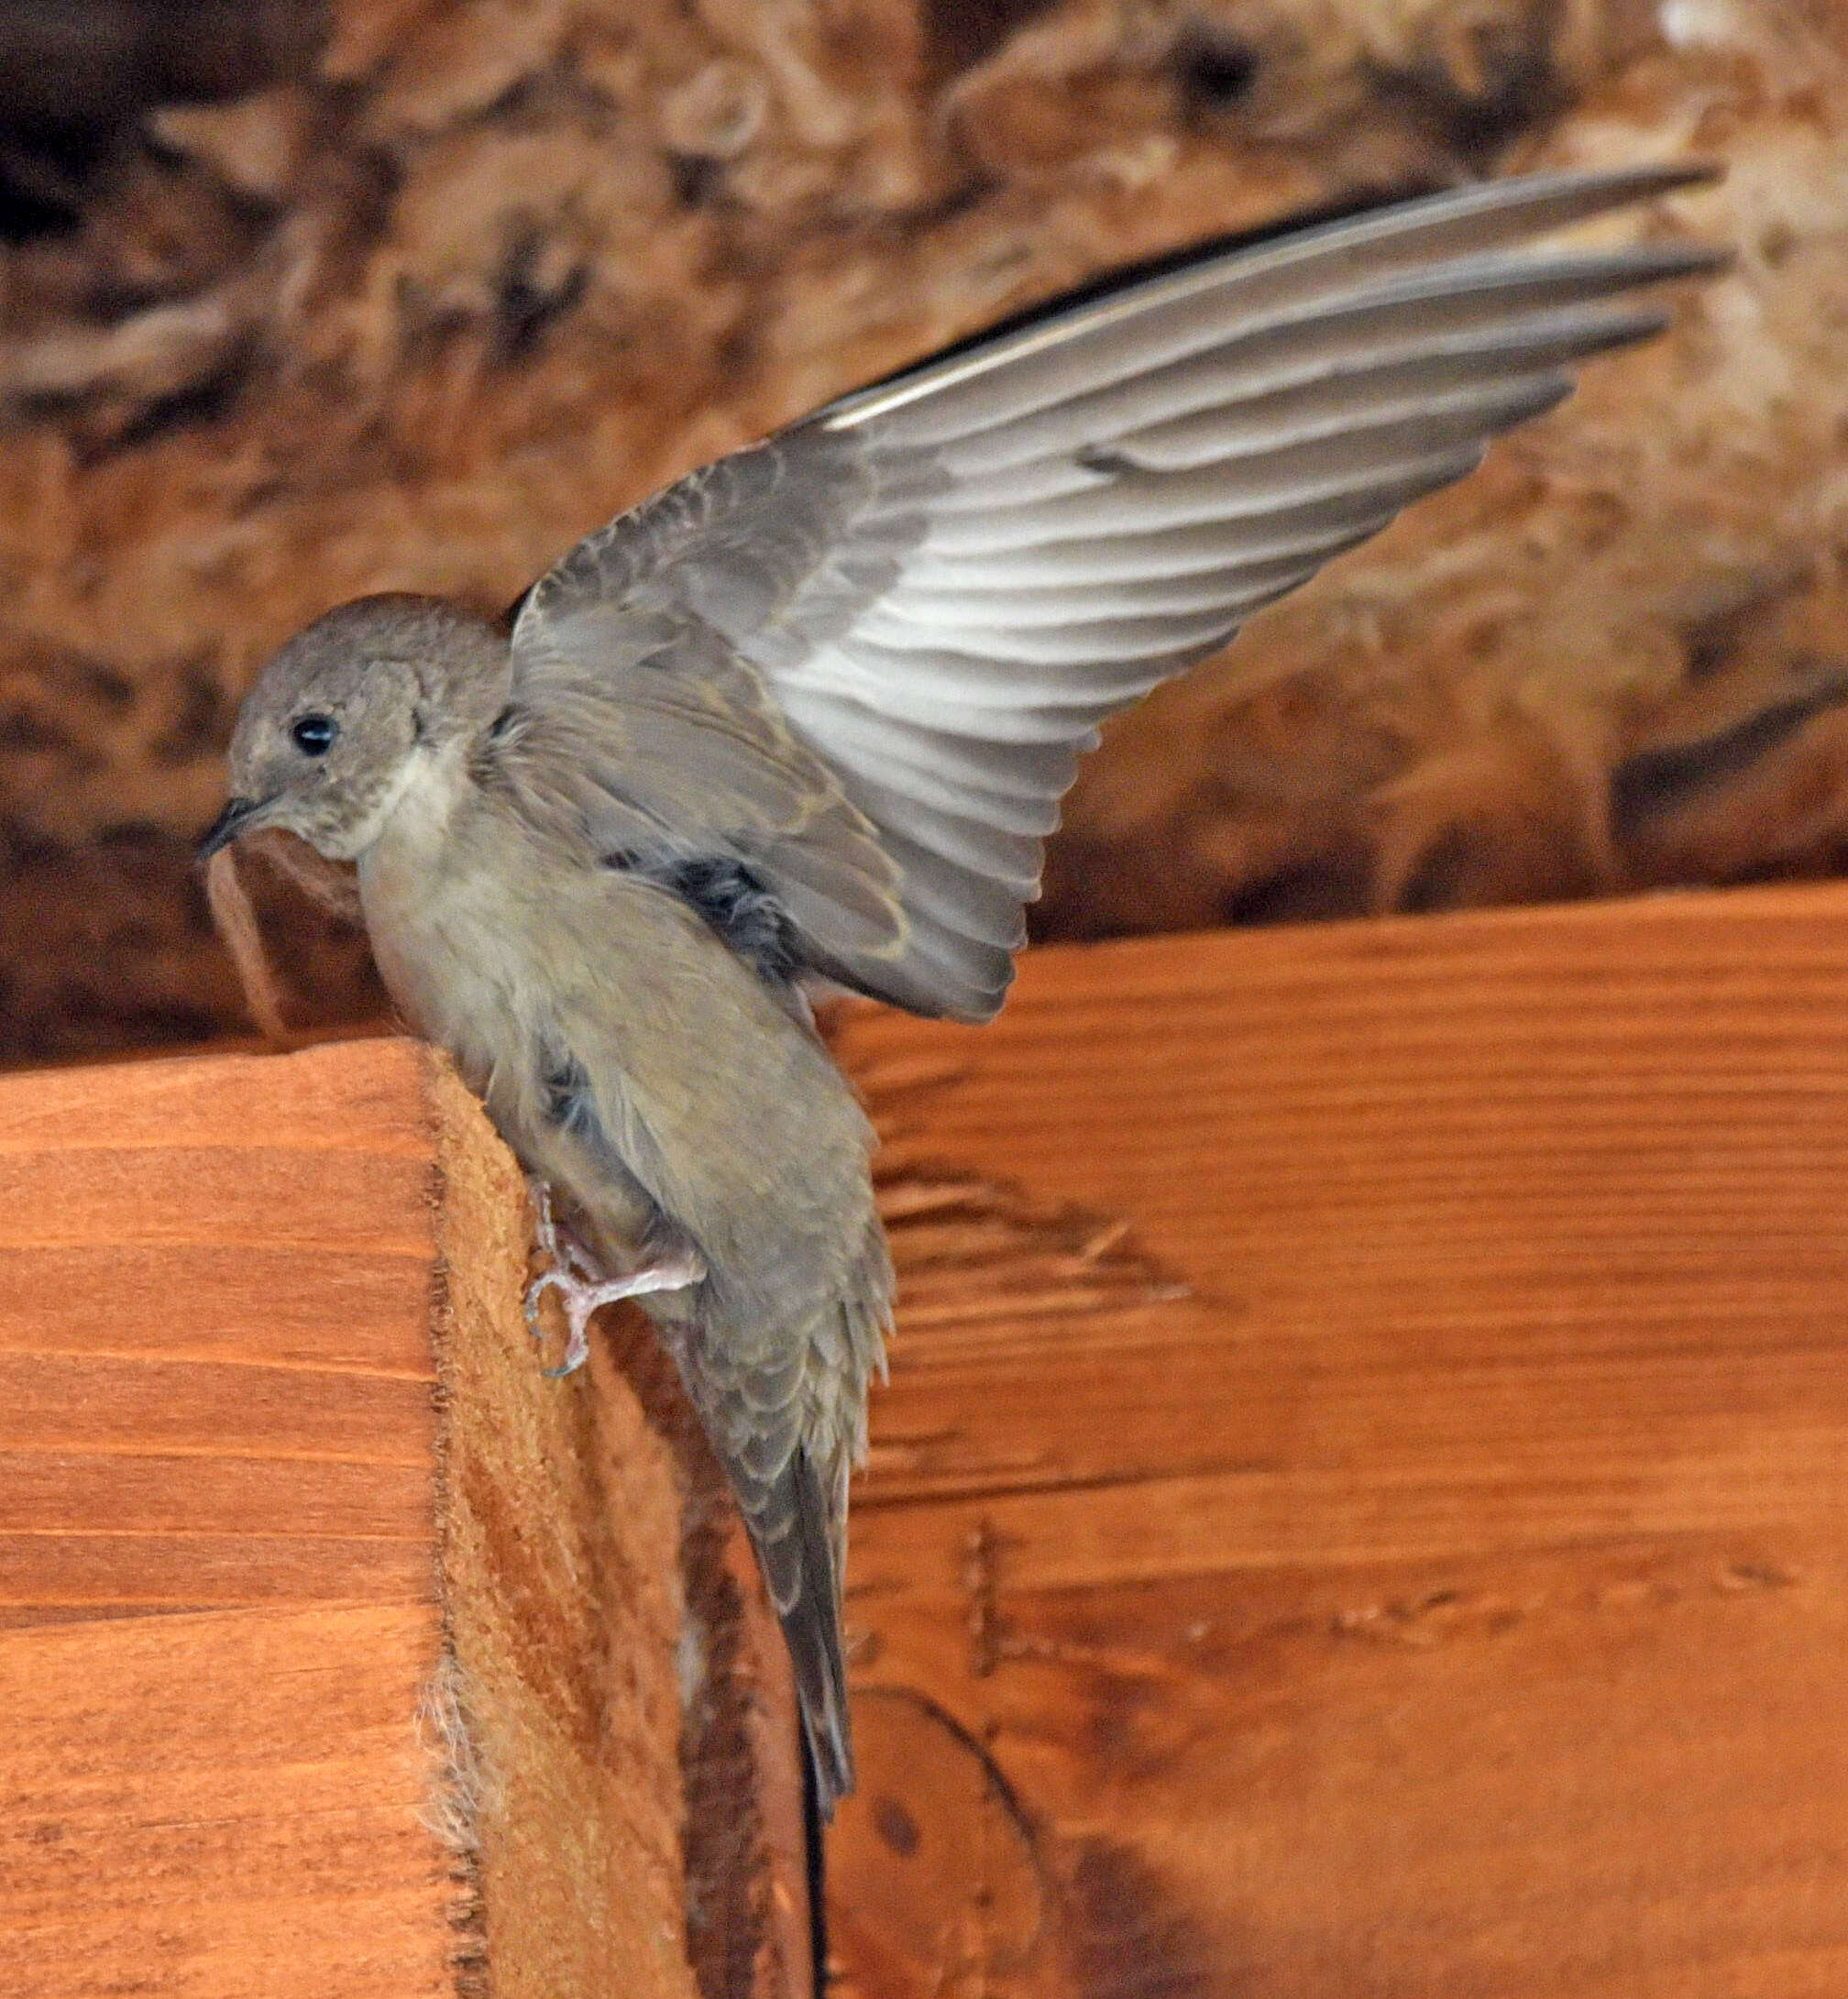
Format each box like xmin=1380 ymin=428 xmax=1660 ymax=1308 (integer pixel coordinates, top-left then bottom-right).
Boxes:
xmin=523 ymin=1182 xmax=705 ymax=1376
xmin=523 ymin=1252 xmax=707 ymax=1377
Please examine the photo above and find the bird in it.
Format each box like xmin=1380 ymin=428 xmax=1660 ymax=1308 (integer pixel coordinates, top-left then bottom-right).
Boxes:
xmin=198 ymin=162 xmax=1723 ymax=1815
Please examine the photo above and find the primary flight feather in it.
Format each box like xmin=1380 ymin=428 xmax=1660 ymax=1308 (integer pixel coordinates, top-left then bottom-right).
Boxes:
xmin=200 ymin=163 xmax=1723 ymax=1812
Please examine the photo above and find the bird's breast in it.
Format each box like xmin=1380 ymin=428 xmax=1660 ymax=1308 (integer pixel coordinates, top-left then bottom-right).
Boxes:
xmin=355 ymin=781 xmax=750 ymax=1093
xmin=355 ymin=771 xmax=542 ymax=1082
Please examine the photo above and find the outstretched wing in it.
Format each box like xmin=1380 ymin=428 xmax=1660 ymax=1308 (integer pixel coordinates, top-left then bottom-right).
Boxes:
xmin=511 ymin=163 xmax=1722 ymax=1020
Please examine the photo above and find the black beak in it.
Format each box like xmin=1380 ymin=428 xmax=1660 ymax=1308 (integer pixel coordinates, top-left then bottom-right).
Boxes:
xmin=196 ymin=796 xmax=266 ymax=863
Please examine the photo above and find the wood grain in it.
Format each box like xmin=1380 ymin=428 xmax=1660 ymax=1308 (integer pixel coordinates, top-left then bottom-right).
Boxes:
xmin=827 ymin=884 xmax=1848 ymax=1999
xmin=0 ymin=1603 xmax=456 ymax=1997
xmin=0 ymin=1036 xmax=808 ymax=1998
xmin=12 ymin=884 xmax=1847 ymax=1995
xmin=0 ymin=1040 xmax=458 ymax=1996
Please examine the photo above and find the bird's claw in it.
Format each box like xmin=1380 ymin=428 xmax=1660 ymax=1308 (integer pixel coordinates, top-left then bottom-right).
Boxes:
xmin=522 ymin=1184 xmax=705 ymax=1376
xmin=526 ymin=1177 xmax=601 ymax=1284
xmin=523 ymin=1256 xmax=707 ymax=1376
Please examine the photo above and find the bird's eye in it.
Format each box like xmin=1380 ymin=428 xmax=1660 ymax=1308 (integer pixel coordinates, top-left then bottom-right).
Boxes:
xmin=291 ymin=714 xmax=337 ymax=757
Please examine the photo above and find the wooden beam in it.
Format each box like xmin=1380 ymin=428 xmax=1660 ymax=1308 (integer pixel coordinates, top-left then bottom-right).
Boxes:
xmin=10 ymin=882 xmax=1848 ymax=1994
xmin=827 ymin=884 xmax=1848 ymax=1998
xmin=0 ymin=1039 xmax=808 ymax=1999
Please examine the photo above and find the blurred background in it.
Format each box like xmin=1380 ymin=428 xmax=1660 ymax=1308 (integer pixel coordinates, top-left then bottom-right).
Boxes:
xmin=1 ymin=0 xmax=1843 ymax=1065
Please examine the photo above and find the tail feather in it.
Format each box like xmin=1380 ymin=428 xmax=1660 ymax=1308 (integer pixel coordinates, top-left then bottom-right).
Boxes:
xmin=749 ymin=1446 xmax=855 ymax=1816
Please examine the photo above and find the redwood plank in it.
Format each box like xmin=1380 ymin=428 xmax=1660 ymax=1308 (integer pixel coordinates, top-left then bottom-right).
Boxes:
xmin=0 ymin=1034 xmax=805 ymax=1997
xmin=828 ymin=884 xmax=1848 ymax=1999
xmin=1 ymin=1604 xmax=456 ymax=1999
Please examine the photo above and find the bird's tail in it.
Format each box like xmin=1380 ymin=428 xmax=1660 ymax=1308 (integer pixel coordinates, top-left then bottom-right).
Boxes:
xmin=753 ymin=1446 xmax=855 ymax=1816
xmin=666 ymin=1215 xmax=886 ymax=1821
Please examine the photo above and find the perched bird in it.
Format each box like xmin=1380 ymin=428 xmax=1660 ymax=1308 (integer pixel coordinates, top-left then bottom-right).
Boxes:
xmin=200 ymin=164 xmax=1722 ymax=1812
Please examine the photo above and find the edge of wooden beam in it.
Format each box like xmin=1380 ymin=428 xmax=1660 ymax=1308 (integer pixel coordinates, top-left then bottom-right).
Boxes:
xmin=424 ymin=1048 xmax=812 ymax=1999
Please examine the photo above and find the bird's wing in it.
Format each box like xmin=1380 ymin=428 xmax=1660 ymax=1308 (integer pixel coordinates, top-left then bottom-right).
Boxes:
xmin=511 ymin=163 xmax=1722 ymax=1020
xmin=495 ymin=608 xmax=922 ymax=1000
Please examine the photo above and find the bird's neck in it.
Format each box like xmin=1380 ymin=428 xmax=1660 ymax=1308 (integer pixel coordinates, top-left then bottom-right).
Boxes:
xmin=355 ymin=736 xmax=477 ymax=885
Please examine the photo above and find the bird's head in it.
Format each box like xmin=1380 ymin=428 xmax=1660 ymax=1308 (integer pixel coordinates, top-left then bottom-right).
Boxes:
xmin=198 ymin=593 xmax=509 ymax=863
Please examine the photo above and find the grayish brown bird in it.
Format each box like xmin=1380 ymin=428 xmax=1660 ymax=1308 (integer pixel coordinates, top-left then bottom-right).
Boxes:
xmin=199 ymin=164 xmax=1722 ymax=1812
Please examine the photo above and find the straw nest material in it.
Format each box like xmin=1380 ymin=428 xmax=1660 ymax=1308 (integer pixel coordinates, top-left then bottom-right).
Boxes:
xmin=2 ymin=0 xmax=1843 ymax=1059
